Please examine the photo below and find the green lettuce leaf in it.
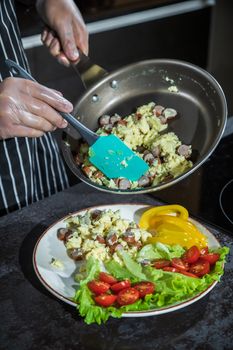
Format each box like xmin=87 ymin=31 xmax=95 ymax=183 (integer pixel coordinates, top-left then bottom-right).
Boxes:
xmin=137 ymin=242 xmax=185 ymax=262
xmin=116 ymin=248 xmax=147 ymax=280
xmin=74 ymin=246 xmax=229 ymax=325
xmin=74 ymin=257 xmax=123 ymax=324
xmin=104 ymin=259 xmax=137 ymax=281
xmin=75 ymin=284 xmax=122 ymax=325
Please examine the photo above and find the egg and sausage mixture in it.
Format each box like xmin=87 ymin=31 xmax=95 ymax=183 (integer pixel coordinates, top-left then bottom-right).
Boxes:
xmin=74 ymin=102 xmax=193 ymax=190
xmin=57 ymin=209 xmax=152 ymax=264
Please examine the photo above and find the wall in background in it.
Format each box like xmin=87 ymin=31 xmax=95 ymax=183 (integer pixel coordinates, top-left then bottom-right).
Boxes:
xmin=24 ymin=7 xmax=211 ymax=106
xmin=208 ymin=0 xmax=233 ymax=116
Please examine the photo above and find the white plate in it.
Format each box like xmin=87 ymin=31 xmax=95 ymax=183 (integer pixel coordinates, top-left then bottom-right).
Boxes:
xmin=33 ymin=204 xmax=221 ymax=317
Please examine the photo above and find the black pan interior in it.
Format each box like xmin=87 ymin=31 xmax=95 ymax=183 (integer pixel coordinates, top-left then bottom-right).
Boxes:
xmin=61 ymin=59 xmax=227 ymax=194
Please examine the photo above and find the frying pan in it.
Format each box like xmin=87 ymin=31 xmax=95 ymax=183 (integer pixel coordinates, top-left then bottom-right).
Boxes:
xmin=61 ymin=57 xmax=227 ymax=194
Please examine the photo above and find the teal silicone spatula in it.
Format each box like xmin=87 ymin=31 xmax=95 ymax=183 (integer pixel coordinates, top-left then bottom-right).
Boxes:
xmin=5 ymin=59 xmax=149 ymax=181
xmin=88 ymin=134 xmax=149 ymax=181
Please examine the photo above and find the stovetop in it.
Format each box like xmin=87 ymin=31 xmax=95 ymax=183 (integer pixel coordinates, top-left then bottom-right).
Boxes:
xmin=154 ymin=117 xmax=233 ymax=234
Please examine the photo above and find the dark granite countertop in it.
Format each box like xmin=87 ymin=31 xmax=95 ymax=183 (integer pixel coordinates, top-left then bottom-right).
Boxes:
xmin=0 ymin=182 xmax=232 ymax=350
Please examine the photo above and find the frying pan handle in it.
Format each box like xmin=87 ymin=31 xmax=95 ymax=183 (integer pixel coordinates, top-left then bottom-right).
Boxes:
xmin=5 ymin=59 xmax=99 ymax=145
xmin=71 ymin=52 xmax=108 ymax=89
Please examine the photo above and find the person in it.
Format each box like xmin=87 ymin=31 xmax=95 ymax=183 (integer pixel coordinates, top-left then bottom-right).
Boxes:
xmin=0 ymin=0 xmax=89 ymax=216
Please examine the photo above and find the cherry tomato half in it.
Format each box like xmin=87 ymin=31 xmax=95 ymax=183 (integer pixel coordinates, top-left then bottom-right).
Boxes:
xmin=200 ymin=253 xmax=220 ymax=265
xmin=189 ymin=258 xmax=210 ymax=277
xmin=163 ymin=267 xmax=180 ymax=273
xmin=133 ymin=282 xmax=155 ymax=298
xmin=94 ymin=294 xmax=117 ymax=307
xmin=171 ymin=258 xmax=189 ymax=271
xmin=200 ymin=246 xmax=209 ymax=255
xmin=111 ymin=280 xmax=131 ymax=293
xmin=153 ymin=259 xmax=171 ymax=269
xmin=179 ymin=270 xmax=198 ymax=278
xmin=99 ymin=272 xmax=118 ymax=285
xmin=87 ymin=280 xmax=110 ymax=295
xmin=117 ymin=287 xmax=140 ymax=306
xmin=183 ymin=246 xmax=200 ymax=264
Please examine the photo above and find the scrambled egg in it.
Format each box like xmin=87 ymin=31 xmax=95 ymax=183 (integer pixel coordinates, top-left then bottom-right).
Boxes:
xmin=50 ymin=257 xmax=64 ymax=269
xmin=64 ymin=209 xmax=152 ymax=264
xmin=77 ymin=102 xmax=193 ymax=189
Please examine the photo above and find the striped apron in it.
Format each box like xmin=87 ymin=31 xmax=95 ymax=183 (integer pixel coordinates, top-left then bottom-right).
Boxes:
xmin=0 ymin=0 xmax=70 ymax=216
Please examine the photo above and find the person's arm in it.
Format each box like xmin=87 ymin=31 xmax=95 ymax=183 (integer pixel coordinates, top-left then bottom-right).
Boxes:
xmin=0 ymin=77 xmax=72 ymax=139
xmin=36 ymin=0 xmax=89 ymax=66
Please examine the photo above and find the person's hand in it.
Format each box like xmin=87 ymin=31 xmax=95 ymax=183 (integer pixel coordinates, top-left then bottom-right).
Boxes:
xmin=0 ymin=77 xmax=73 ymax=139
xmin=36 ymin=0 xmax=89 ymax=66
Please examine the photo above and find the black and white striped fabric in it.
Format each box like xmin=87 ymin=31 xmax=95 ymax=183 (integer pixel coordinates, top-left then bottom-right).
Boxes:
xmin=0 ymin=0 xmax=70 ymax=216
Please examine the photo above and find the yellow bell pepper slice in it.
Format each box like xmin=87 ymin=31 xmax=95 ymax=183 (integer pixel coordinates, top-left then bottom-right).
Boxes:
xmin=139 ymin=205 xmax=208 ymax=249
xmin=148 ymin=216 xmax=202 ymax=236
xmin=147 ymin=222 xmax=207 ymax=248
xmin=139 ymin=204 xmax=189 ymax=230
xmin=147 ymin=224 xmax=191 ymax=246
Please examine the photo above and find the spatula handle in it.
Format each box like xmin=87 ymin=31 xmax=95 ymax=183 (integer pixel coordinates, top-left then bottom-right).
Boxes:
xmin=5 ymin=59 xmax=99 ymax=145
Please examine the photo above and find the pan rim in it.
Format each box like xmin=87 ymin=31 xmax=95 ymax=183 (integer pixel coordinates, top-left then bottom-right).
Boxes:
xmin=75 ymin=58 xmax=228 ymax=119
xmin=62 ymin=58 xmax=227 ymax=194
